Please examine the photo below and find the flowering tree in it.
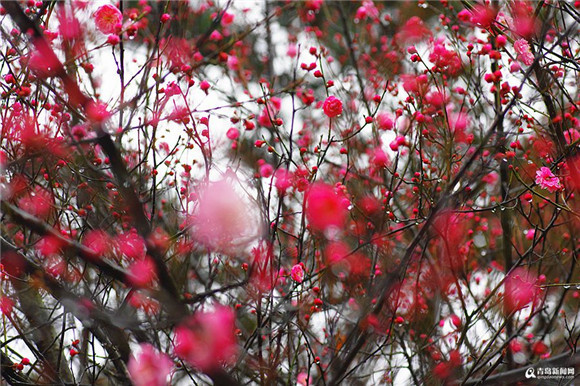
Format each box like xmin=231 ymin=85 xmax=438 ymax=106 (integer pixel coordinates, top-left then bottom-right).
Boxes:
xmin=1 ymin=0 xmax=580 ymax=385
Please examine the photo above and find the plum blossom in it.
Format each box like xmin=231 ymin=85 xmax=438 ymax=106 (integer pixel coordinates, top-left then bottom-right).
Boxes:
xmin=291 ymin=264 xmax=305 ymax=283
xmin=514 ymin=39 xmax=534 ymax=66
xmin=524 ymin=229 xmax=535 ymax=240
xmin=564 ymin=128 xmax=580 ymax=144
xmin=0 ymin=297 xmax=14 ymax=316
xmin=191 ymin=179 xmax=260 ymax=254
xmin=226 ymin=127 xmax=239 ymax=140
xmin=503 ymin=268 xmax=539 ymax=314
xmin=86 ymin=101 xmax=111 ymax=123
xmin=355 ymin=1 xmax=379 ymax=21
xmin=174 ymin=306 xmax=237 ymax=371
xmin=259 ymin=163 xmax=274 ymax=178
xmin=397 ymin=16 xmax=432 ymax=44
xmin=127 ymin=257 xmax=157 ymax=288
xmin=322 ymin=96 xmax=343 ymax=118
xmin=128 ymin=343 xmax=172 ymax=386
xmin=257 ymin=97 xmax=282 ymax=127
xmin=305 ymin=183 xmax=347 ymax=233
xmin=469 ymin=5 xmax=497 ymax=28
xmin=429 ymin=38 xmax=462 ymax=76
xmin=376 ymin=112 xmax=394 ymax=130
xmin=28 ymin=41 xmax=61 ymax=78
xmin=117 ymin=231 xmax=146 ymax=260
xmin=371 ymin=147 xmax=389 ymax=168
xmin=274 ymin=169 xmax=293 ymax=194
xmin=57 ymin=7 xmax=82 ymax=40
xmin=18 ymin=187 xmax=53 ymax=219
xmin=297 ymin=372 xmax=312 ymax=385
xmin=535 ymin=167 xmax=562 ymax=193
xmin=94 ymin=4 xmax=122 ymax=35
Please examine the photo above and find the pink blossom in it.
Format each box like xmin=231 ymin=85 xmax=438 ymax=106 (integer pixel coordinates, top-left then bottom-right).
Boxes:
xmin=397 ymin=16 xmax=432 ymax=44
xmin=191 ymin=180 xmax=260 ymax=254
xmin=164 ymin=81 xmax=181 ymax=97
xmin=322 ymin=96 xmax=343 ymax=118
xmin=305 ymin=0 xmax=323 ymax=12
xmin=117 ymin=231 xmax=146 ymax=260
xmin=209 ymin=30 xmax=223 ymax=41
xmin=128 ymin=343 xmax=172 ymax=386
xmin=36 ymin=236 xmax=64 ymax=257
xmin=128 ymin=257 xmax=157 ymax=288
xmin=86 ymin=101 xmax=111 ymax=123
xmin=510 ymin=61 xmax=522 ymax=73
xmin=274 ymin=169 xmax=293 ymax=194
xmin=389 ymin=136 xmax=407 ymax=151
xmin=94 ymin=4 xmax=122 ymax=35
xmin=376 ymin=112 xmax=394 ymax=130
xmin=355 ymin=1 xmax=379 ymax=21
xmin=401 ymin=74 xmax=428 ymax=95
xmin=524 ymin=229 xmax=535 ymax=240
xmin=305 ymin=183 xmax=347 ymax=233
xmin=83 ymin=230 xmax=112 ymax=258
xmin=496 ymin=11 xmax=514 ymax=31
xmin=535 ymin=167 xmax=562 ymax=193
xmin=27 ymin=43 xmax=61 ymax=79
xmin=257 ymin=97 xmax=282 ymax=128
xmin=297 ymin=372 xmax=312 ymax=386
xmin=259 ymin=163 xmax=274 ymax=178
xmin=564 ymin=129 xmax=580 ymax=144
xmin=174 ymin=306 xmax=237 ymax=371
xmin=429 ymin=38 xmax=462 ymax=76
xmin=200 ymin=80 xmax=210 ymax=94
xmin=287 ymin=44 xmax=298 ymax=58
xmin=469 ymin=5 xmax=497 ymax=28
xmin=457 ymin=9 xmax=472 ymax=23
xmin=449 ymin=111 xmax=469 ymax=132
xmin=107 ymin=34 xmax=120 ymax=45
xmin=425 ymin=91 xmax=447 ymax=108
xmin=325 ymin=241 xmax=349 ymax=265
xmin=503 ymin=268 xmax=538 ymax=314
xmin=226 ymin=127 xmax=239 ymax=140
xmin=371 ymin=147 xmax=389 ymax=168
xmin=227 ymin=55 xmax=239 ymax=71
xmin=0 ymin=297 xmax=14 ymax=316
xmin=291 ymin=264 xmax=305 ymax=283
xmin=57 ymin=7 xmax=82 ymax=40
xmin=448 ymin=110 xmax=470 ymax=142
xmin=18 ymin=187 xmax=53 ymax=219
xmin=221 ymin=12 xmax=235 ymax=26
xmin=514 ymin=39 xmax=534 ymax=66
